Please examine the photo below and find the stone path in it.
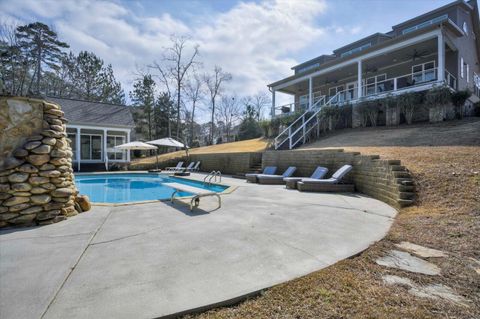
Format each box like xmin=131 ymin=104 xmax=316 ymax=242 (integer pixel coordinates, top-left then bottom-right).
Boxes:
xmin=377 ymin=242 xmax=469 ymax=307
xmin=0 ymin=173 xmax=397 ymax=319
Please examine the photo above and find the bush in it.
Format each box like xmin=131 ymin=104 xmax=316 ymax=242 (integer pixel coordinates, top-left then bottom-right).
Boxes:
xmin=355 ymin=100 xmax=370 ymax=127
xmin=319 ymin=106 xmax=342 ymax=131
xmin=238 ymin=118 xmax=263 ymax=140
xmin=450 ymin=89 xmax=472 ymax=119
xmin=397 ymin=91 xmax=424 ymax=124
xmin=190 ymin=139 xmax=201 ymax=148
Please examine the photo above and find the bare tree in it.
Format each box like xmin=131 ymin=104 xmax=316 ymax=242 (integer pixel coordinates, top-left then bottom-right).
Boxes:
xmin=216 ymin=95 xmax=242 ymax=142
xmin=203 ymin=66 xmax=232 ymax=144
xmin=150 ymin=35 xmax=199 ymax=138
xmin=252 ymin=91 xmax=271 ymax=120
xmin=184 ymin=73 xmax=204 ymax=145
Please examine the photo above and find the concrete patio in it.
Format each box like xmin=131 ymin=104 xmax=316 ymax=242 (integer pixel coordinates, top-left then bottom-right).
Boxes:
xmin=0 ymin=174 xmax=397 ymax=319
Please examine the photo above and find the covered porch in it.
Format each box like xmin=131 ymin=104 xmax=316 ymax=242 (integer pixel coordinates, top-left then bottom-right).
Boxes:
xmin=66 ymin=125 xmax=131 ymax=172
xmin=271 ymin=29 xmax=458 ymax=117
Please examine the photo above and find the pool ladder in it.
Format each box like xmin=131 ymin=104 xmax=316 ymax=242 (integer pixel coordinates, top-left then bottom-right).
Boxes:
xmin=204 ymin=171 xmax=222 ymax=186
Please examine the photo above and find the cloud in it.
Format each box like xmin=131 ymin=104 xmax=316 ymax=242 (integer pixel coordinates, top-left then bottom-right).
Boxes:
xmin=0 ymin=0 xmax=328 ymax=116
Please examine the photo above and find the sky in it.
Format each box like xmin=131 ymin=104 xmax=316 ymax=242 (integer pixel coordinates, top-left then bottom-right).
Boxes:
xmin=0 ymin=0 xmax=455 ymax=118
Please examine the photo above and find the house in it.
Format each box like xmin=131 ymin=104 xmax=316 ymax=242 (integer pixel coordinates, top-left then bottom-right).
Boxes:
xmin=46 ymin=97 xmax=134 ymax=171
xmin=269 ymin=0 xmax=480 ymax=148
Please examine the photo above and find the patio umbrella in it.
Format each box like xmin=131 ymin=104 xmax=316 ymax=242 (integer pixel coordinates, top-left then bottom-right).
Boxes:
xmin=147 ymin=137 xmax=190 ymax=163
xmin=115 ymin=141 xmax=159 ymax=169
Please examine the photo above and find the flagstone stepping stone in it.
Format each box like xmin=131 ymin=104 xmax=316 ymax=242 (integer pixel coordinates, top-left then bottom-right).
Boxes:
xmin=383 ymin=275 xmax=469 ymax=307
xmin=395 ymin=242 xmax=447 ymax=258
xmin=376 ymin=250 xmax=441 ymax=275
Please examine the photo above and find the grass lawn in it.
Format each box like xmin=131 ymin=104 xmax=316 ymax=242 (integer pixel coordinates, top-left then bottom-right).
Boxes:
xmin=130 ymin=138 xmax=270 ymax=169
xmin=184 ymin=120 xmax=480 ymax=318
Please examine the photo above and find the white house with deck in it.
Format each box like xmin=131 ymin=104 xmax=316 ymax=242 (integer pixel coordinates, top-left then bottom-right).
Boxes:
xmin=46 ymin=97 xmax=134 ymax=171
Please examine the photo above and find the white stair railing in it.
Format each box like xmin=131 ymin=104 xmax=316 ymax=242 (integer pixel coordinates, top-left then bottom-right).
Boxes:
xmin=274 ymin=93 xmax=340 ymax=150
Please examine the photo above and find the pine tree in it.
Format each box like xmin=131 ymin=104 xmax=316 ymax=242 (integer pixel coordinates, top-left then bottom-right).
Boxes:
xmin=130 ymin=75 xmax=156 ymax=140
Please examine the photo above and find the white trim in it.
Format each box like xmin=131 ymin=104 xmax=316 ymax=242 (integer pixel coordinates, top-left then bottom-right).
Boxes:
xmin=67 ymin=124 xmax=131 ymax=133
xmin=272 ymin=29 xmax=442 ymax=91
xmin=460 ymin=57 xmax=464 ymax=78
xmin=437 ymin=33 xmax=445 ymax=82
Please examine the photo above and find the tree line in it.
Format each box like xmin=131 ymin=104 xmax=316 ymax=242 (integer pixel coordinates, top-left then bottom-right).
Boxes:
xmin=0 ymin=21 xmax=271 ymax=145
xmin=0 ymin=22 xmax=125 ymax=104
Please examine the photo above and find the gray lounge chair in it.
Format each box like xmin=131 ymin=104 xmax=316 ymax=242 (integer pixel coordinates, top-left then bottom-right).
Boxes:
xmin=284 ymin=166 xmax=329 ymax=189
xmin=257 ymin=166 xmax=297 ymax=184
xmin=297 ymin=165 xmax=354 ymax=192
xmin=188 ymin=161 xmax=201 ymax=172
xmin=246 ymin=166 xmax=277 ymax=183
xmin=165 ymin=161 xmax=184 ymax=172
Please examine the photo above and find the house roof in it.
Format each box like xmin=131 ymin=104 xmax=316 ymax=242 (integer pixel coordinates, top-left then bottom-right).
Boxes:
xmin=46 ymin=97 xmax=135 ymax=129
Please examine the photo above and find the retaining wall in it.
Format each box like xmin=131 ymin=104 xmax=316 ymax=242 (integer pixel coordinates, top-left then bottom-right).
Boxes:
xmin=262 ymin=149 xmax=414 ymax=209
xmin=0 ymin=97 xmax=79 ymax=228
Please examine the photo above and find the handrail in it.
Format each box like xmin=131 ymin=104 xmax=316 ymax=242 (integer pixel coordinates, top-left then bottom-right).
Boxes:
xmin=204 ymin=170 xmax=221 ymax=186
xmin=274 ymin=93 xmax=337 ymax=150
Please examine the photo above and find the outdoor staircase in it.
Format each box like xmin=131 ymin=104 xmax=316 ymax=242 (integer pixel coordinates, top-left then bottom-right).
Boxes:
xmin=274 ymin=93 xmax=341 ymax=150
xmin=231 ymin=157 xmax=263 ymax=179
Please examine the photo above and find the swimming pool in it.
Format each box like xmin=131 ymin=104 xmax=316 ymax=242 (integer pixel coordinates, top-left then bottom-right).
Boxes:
xmin=75 ymin=173 xmax=227 ymax=204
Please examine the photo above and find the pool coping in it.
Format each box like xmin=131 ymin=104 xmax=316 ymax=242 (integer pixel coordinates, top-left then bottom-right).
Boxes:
xmin=74 ymin=171 xmax=237 ymax=207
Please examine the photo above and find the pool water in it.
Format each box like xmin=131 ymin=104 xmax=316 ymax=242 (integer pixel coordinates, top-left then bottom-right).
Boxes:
xmin=74 ymin=173 xmax=227 ymax=203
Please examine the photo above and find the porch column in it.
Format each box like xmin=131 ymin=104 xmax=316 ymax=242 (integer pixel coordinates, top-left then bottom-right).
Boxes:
xmin=308 ymin=77 xmax=313 ymax=108
xmin=437 ymin=32 xmax=445 ymax=82
xmin=103 ymin=128 xmax=108 ymax=163
xmin=126 ymin=130 xmax=131 ymax=162
xmin=357 ymin=60 xmax=363 ymax=99
xmin=271 ymin=89 xmax=276 ymax=118
xmin=76 ymin=127 xmax=80 ymax=172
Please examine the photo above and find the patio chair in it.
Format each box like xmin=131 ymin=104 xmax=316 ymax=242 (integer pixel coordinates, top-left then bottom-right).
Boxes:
xmin=257 ymin=166 xmax=297 ymax=185
xmin=297 ymin=164 xmax=354 ymax=192
xmin=165 ymin=161 xmax=184 ymax=172
xmin=283 ymin=166 xmax=329 ymax=189
xmin=245 ymin=166 xmax=277 ymax=183
xmin=188 ymin=161 xmax=201 ymax=172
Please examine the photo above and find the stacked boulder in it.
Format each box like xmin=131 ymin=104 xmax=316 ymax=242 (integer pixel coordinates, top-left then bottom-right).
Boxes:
xmin=0 ymin=97 xmax=83 ymax=227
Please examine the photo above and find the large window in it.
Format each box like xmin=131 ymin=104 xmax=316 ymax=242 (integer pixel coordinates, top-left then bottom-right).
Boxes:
xmin=81 ymin=134 xmax=102 ymax=160
xmin=365 ymin=74 xmax=387 ymax=96
xmin=340 ymin=43 xmax=371 ymax=58
xmin=412 ymin=61 xmax=435 ymax=84
xmin=107 ymin=135 xmax=126 ymax=160
xmin=402 ymin=14 xmax=448 ymax=35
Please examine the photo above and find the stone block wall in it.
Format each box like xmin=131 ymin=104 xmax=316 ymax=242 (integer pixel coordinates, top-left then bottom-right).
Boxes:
xmin=189 ymin=152 xmax=261 ymax=174
xmin=262 ymin=149 xmax=414 ymax=209
xmin=0 ymin=97 xmax=79 ymax=228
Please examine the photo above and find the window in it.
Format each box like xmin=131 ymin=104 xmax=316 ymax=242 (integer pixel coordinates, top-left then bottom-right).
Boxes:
xmin=297 ymin=63 xmax=320 ymax=74
xmin=412 ymin=61 xmax=436 ymax=84
xmin=466 ymin=64 xmax=470 ymax=83
xmin=67 ymin=133 xmax=76 ymax=160
xmin=463 ymin=21 xmax=468 ymax=34
xmin=80 ymin=134 xmax=102 ymax=160
xmin=329 ymin=85 xmax=345 ymax=102
xmin=402 ymin=14 xmax=448 ymax=35
xmin=107 ymin=135 xmax=126 ymax=160
xmin=340 ymin=43 xmax=371 ymax=58
xmin=461 ymin=57 xmax=464 ymax=78
xmin=365 ymin=74 xmax=387 ymax=96
xmin=473 ymin=72 xmax=480 ymax=97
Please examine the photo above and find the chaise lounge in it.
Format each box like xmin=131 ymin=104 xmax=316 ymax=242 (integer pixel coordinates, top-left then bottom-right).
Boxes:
xmin=187 ymin=161 xmax=201 ymax=172
xmin=257 ymin=166 xmax=297 ymax=185
xmin=283 ymin=166 xmax=329 ymax=189
xmin=297 ymin=164 xmax=354 ymax=192
xmin=246 ymin=166 xmax=277 ymax=183
xmin=165 ymin=161 xmax=184 ymax=172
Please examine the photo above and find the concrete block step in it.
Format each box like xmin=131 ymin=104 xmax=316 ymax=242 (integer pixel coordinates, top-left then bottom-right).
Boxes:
xmin=397 ymin=199 xmax=414 ymax=207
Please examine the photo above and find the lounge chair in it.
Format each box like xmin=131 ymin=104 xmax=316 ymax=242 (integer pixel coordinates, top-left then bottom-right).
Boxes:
xmin=284 ymin=166 xmax=329 ymax=189
xmin=297 ymin=164 xmax=354 ymax=192
xmin=188 ymin=161 xmax=201 ymax=172
xmin=165 ymin=161 xmax=184 ymax=172
xmin=245 ymin=166 xmax=277 ymax=183
xmin=257 ymin=166 xmax=297 ymax=184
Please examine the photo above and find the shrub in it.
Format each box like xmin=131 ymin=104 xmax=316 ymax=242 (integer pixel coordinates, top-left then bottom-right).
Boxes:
xmin=355 ymin=100 xmax=370 ymax=127
xmin=450 ymin=89 xmax=472 ymax=119
xmin=259 ymin=120 xmax=270 ymax=137
xmin=365 ymin=100 xmax=384 ymax=127
xmin=319 ymin=106 xmax=342 ymax=131
xmin=397 ymin=91 xmax=424 ymax=124
xmin=238 ymin=118 xmax=263 ymax=140
xmin=190 ymin=139 xmax=201 ymax=148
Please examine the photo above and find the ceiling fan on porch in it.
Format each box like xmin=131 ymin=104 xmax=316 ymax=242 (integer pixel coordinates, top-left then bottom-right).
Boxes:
xmin=364 ymin=64 xmax=378 ymax=74
xmin=406 ymin=49 xmax=429 ymax=61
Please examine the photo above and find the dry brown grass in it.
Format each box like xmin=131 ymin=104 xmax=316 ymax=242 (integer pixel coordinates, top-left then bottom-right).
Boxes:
xmin=130 ymin=138 xmax=270 ymax=168
xmin=184 ymin=143 xmax=480 ymax=318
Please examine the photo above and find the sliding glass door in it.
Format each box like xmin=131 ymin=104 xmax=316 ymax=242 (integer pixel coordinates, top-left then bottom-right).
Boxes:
xmin=80 ymin=134 xmax=102 ymax=161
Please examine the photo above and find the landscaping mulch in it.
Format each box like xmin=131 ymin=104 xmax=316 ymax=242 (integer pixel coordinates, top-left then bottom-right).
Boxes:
xmin=185 ymin=146 xmax=480 ymax=319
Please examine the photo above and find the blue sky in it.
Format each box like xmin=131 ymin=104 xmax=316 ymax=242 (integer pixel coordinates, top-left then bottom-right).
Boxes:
xmin=0 ymin=0 xmax=456 ymax=116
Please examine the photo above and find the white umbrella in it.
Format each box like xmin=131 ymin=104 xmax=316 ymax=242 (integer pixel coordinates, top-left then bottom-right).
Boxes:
xmin=115 ymin=141 xmax=157 ymax=150
xmin=147 ymin=137 xmax=190 ymax=169
xmin=115 ymin=141 xmax=158 ymax=169
xmin=147 ymin=137 xmax=187 ymax=148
